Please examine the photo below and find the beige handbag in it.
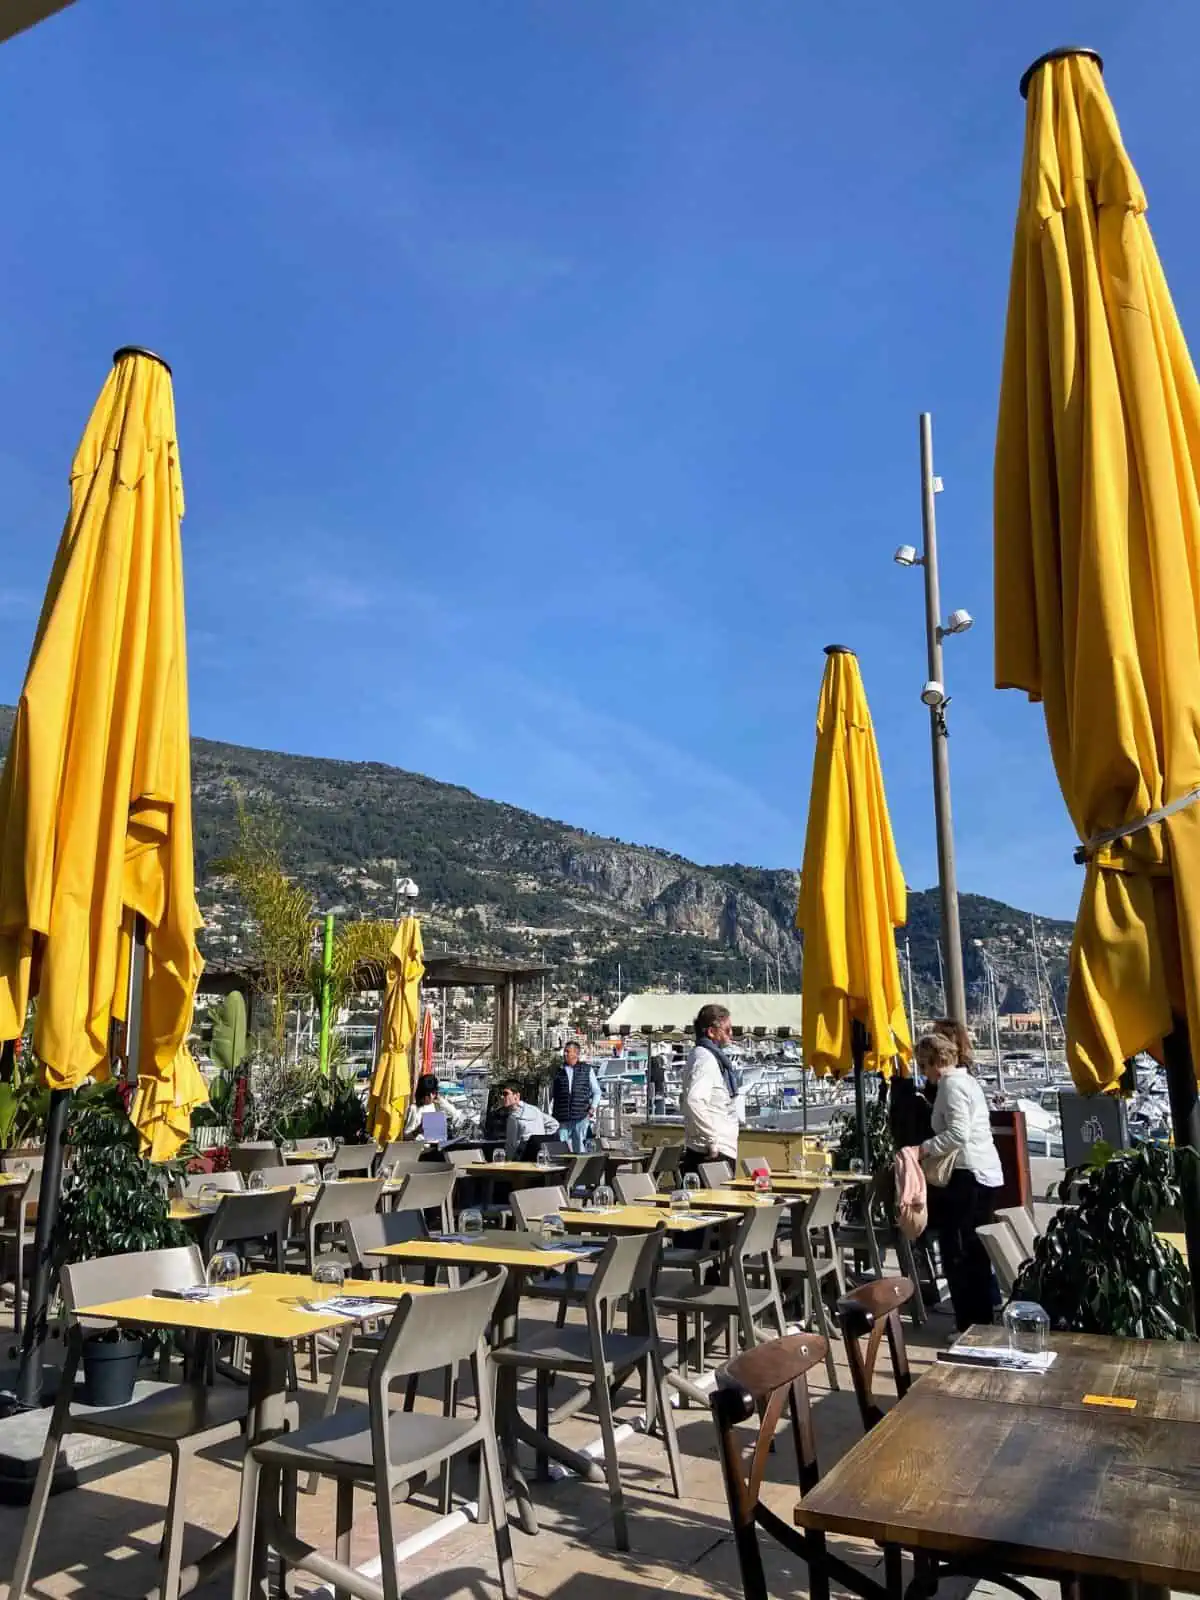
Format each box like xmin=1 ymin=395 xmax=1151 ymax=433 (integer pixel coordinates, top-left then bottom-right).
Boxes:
xmin=920 ymin=1147 xmax=958 ymax=1188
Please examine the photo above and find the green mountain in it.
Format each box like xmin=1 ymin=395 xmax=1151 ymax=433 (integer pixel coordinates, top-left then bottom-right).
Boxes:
xmin=0 ymin=705 xmax=1072 ymax=1011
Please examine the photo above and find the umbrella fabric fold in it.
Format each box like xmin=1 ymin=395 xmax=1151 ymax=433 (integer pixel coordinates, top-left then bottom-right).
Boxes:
xmin=796 ymin=648 xmax=912 ymax=1079
xmin=995 ymin=51 xmax=1200 ymax=1090
xmin=0 ymin=350 xmax=204 ymax=1153
xmin=369 ymin=918 xmax=424 ymax=1145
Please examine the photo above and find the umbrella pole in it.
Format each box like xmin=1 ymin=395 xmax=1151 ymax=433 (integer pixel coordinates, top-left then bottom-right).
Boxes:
xmin=14 ymin=1088 xmax=71 ymax=1408
xmin=1163 ymin=1021 xmax=1200 ymax=1333
xmin=852 ymin=1019 xmax=869 ymax=1168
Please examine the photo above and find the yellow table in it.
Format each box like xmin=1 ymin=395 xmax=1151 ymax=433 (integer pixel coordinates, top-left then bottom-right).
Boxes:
xmin=559 ymin=1204 xmax=727 ymax=1234
xmin=1159 ymin=1231 xmax=1186 ymax=1255
xmin=74 ymin=1271 xmax=442 ymax=1594
xmin=170 ymin=1175 xmax=396 ymax=1223
xmin=463 ymin=1161 xmax=568 ymax=1177
xmin=633 ymin=1187 xmax=805 ymax=1213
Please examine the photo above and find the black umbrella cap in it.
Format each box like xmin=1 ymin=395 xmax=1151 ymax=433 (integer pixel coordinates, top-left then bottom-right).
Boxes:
xmin=1020 ymin=47 xmax=1103 ymax=100
xmin=112 ymin=346 xmax=172 ymax=375
xmin=824 ymin=644 xmax=855 ymax=656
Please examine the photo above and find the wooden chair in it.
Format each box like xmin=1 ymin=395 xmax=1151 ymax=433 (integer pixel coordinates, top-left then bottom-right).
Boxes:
xmin=836 ymin=1276 xmax=915 ymax=1431
xmin=711 ymin=1332 xmax=880 ymax=1600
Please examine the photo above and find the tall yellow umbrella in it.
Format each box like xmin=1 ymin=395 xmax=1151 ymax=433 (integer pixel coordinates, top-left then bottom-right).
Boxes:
xmin=368 ymin=917 xmax=424 ymax=1145
xmin=995 ymin=48 xmax=1200 ymax=1311
xmin=0 ymin=348 xmax=203 ymax=1397
xmin=796 ymin=646 xmax=912 ymax=1159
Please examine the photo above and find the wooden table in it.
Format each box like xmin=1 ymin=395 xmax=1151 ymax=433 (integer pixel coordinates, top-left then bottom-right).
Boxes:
xmin=796 ymin=1349 xmax=1200 ymax=1593
xmin=923 ymin=1325 xmax=1200 ymax=1423
xmin=462 ymin=1161 xmax=568 ymax=1177
xmin=77 ymin=1272 xmax=440 ymax=1597
xmin=368 ymin=1227 xmax=602 ymax=1533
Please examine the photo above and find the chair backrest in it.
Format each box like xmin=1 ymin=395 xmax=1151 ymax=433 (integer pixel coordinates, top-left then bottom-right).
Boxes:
xmin=309 ymin=1176 xmax=386 ymax=1229
xmin=292 ymin=1138 xmax=334 ymax=1155
xmin=248 ymin=1165 xmax=310 ymax=1190
xmin=615 ymin=1170 xmax=656 ymax=1204
xmin=565 ymin=1154 xmax=607 ymax=1192
xmin=62 ymin=1244 xmax=206 ymax=1314
xmin=378 ymin=1142 xmax=428 ymax=1175
xmin=976 ymin=1222 xmax=1026 ymax=1296
xmin=0 ymin=1168 xmax=35 ymax=1226
xmin=800 ymin=1183 xmax=842 ymax=1233
xmin=228 ymin=1144 xmax=281 ymax=1175
xmin=345 ymin=1209 xmax=428 ymax=1272
xmin=181 ymin=1170 xmax=246 ymax=1198
xmin=391 ymin=1167 xmax=456 ymax=1216
xmin=332 ymin=1143 xmax=375 ymax=1176
xmin=445 ymin=1147 xmax=485 ymax=1170
xmin=647 ymin=1143 xmax=684 ymax=1179
xmin=700 ymin=1159 xmax=734 ymax=1189
xmin=741 ymin=1156 xmax=771 ymax=1179
xmin=585 ymin=1230 xmax=663 ymax=1318
xmin=736 ymin=1201 xmax=787 ymax=1263
xmin=510 ymin=1185 xmax=567 ymax=1228
xmin=710 ymin=1332 xmax=828 ymax=1596
xmin=541 ymin=1138 xmax=570 ymax=1158
xmin=837 ymin=1276 xmax=915 ymax=1431
xmin=995 ymin=1205 xmax=1039 ymax=1260
xmin=204 ymin=1189 xmax=295 ymax=1264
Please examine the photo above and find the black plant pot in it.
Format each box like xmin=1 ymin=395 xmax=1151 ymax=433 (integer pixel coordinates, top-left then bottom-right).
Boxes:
xmin=81 ymin=1335 xmax=141 ymax=1407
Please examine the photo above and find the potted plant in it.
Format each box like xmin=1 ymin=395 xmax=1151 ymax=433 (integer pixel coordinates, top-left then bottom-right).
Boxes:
xmin=53 ymin=1083 xmax=186 ymax=1406
xmin=1013 ymin=1141 xmax=1194 ymax=1340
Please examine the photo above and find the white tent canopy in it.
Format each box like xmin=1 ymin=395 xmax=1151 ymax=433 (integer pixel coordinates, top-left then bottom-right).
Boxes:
xmin=607 ymin=991 xmax=801 ymax=1038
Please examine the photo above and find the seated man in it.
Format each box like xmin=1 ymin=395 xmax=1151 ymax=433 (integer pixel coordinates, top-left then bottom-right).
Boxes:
xmin=403 ymin=1074 xmax=473 ymax=1142
xmin=500 ymin=1081 xmax=560 ymax=1160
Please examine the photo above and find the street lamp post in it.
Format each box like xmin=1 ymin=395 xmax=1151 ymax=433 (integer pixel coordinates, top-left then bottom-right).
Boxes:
xmin=895 ymin=412 xmax=972 ymax=1028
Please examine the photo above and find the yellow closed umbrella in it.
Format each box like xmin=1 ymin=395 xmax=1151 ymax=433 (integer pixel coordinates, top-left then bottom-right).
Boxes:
xmin=368 ymin=917 xmax=424 ymax=1145
xmin=0 ymin=347 xmax=204 ymax=1149
xmin=996 ymin=49 xmax=1200 ymax=1087
xmin=995 ymin=48 xmax=1200 ymax=1314
xmin=796 ymin=646 xmax=912 ymax=1098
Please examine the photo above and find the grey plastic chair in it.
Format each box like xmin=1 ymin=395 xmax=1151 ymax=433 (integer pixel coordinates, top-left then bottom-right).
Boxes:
xmin=491 ymin=1230 xmax=682 ymax=1551
xmin=564 ymin=1153 xmax=607 ymax=1194
xmin=227 ymin=1143 xmax=282 ymax=1176
xmin=654 ymin=1202 xmax=788 ymax=1394
xmin=376 ymin=1141 xmax=428 ymax=1176
xmin=203 ymin=1188 xmax=295 ymax=1270
xmin=699 ymin=1159 xmax=734 ymax=1189
xmin=995 ymin=1204 xmax=1040 ymax=1260
xmin=976 ymin=1222 xmax=1027 ymax=1297
xmin=614 ymin=1171 xmax=721 ymax=1284
xmin=509 ymin=1186 xmax=587 ymax=1325
xmin=249 ymin=1164 xmax=319 ymax=1190
xmin=344 ymin=1210 xmax=430 ymax=1282
xmin=0 ymin=1170 xmax=36 ymax=1335
xmin=647 ymin=1143 xmax=685 ymax=1182
xmin=445 ymin=1146 xmax=485 ymax=1170
xmin=180 ymin=1170 xmax=246 ymax=1198
xmin=231 ymin=1268 xmax=517 ymax=1600
xmin=330 ymin=1142 xmax=376 ymax=1177
xmin=391 ymin=1166 xmax=456 ymax=1232
xmin=10 ymin=1246 xmax=247 ymax=1600
xmin=773 ymin=1184 xmax=844 ymax=1389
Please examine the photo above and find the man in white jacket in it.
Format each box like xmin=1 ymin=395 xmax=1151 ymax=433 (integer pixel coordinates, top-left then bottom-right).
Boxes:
xmin=681 ymin=1003 xmax=740 ymax=1176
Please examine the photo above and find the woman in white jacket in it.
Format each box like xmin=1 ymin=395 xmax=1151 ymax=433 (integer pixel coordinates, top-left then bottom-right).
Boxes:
xmin=917 ymin=1031 xmax=1003 ymax=1332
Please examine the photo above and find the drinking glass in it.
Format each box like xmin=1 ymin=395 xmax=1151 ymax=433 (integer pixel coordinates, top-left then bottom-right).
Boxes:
xmin=1003 ymin=1300 xmax=1050 ymax=1355
xmin=849 ymin=1158 xmax=866 ymax=1175
xmin=9 ymin=1160 xmax=29 ymax=1177
xmin=535 ymin=1148 xmax=551 ymax=1169
xmin=593 ymin=1183 xmax=615 ymax=1211
xmin=682 ymin=1172 xmax=700 ymax=1196
xmin=669 ymin=1187 xmax=691 ymax=1212
xmin=540 ymin=1213 xmax=566 ymax=1245
xmin=313 ymin=1260 xmax=346 ymax=1301
xmin=248 ymin=1171 xmax=265 ymax=1190
xmin=322 ymin=1164 xmax=337 ymax=1183
xmin=753 ymin=1170 xmax=772 ymax=1198
xmin=459 ymin=1208 xmax=484 ymax=1241
xmin=198 ymin=1181 xmax=220 ymax=1211
xmin=492 ymin=1148 xmax=507 ymax=1163
xmin=206 ymin=1248 xmax=240 ymax=1294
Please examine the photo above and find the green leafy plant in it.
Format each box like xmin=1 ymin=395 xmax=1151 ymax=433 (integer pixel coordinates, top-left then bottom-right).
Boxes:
xmin=210 ymin=991 xmax=247 ymax=1077
xmin=286 ymin=1074 xmax=369 ymax=1144
xmin=1013 ymin=1142 xmax=1194 ymax=1340
xmin=54 ymin=1083 xmax=185 ymax=1268
xmin=830 ymin=1093 xmax=895 ymax=1175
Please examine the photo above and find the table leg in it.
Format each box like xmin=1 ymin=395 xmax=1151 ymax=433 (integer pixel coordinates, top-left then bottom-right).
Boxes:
xmin=494 ymin=1274 xmax=539 ymax=1535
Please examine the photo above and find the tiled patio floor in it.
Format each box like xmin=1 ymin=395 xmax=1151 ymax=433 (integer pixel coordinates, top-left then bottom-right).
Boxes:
xmin=0 ymin=1295 xmax=1022 ymax=1600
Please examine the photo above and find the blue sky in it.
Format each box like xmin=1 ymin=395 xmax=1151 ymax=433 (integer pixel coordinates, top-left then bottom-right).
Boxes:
xmin=1 ymin=1 xmax=1197 ymax=920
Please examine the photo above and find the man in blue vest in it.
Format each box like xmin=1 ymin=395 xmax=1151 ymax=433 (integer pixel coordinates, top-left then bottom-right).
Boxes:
xmin=551 ymin=1041 xmax=602 ymax=1153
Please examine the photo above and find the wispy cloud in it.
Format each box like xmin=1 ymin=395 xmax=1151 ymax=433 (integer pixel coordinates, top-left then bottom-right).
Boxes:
xmin=0 ymin=589 xmax=35 ymax=618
